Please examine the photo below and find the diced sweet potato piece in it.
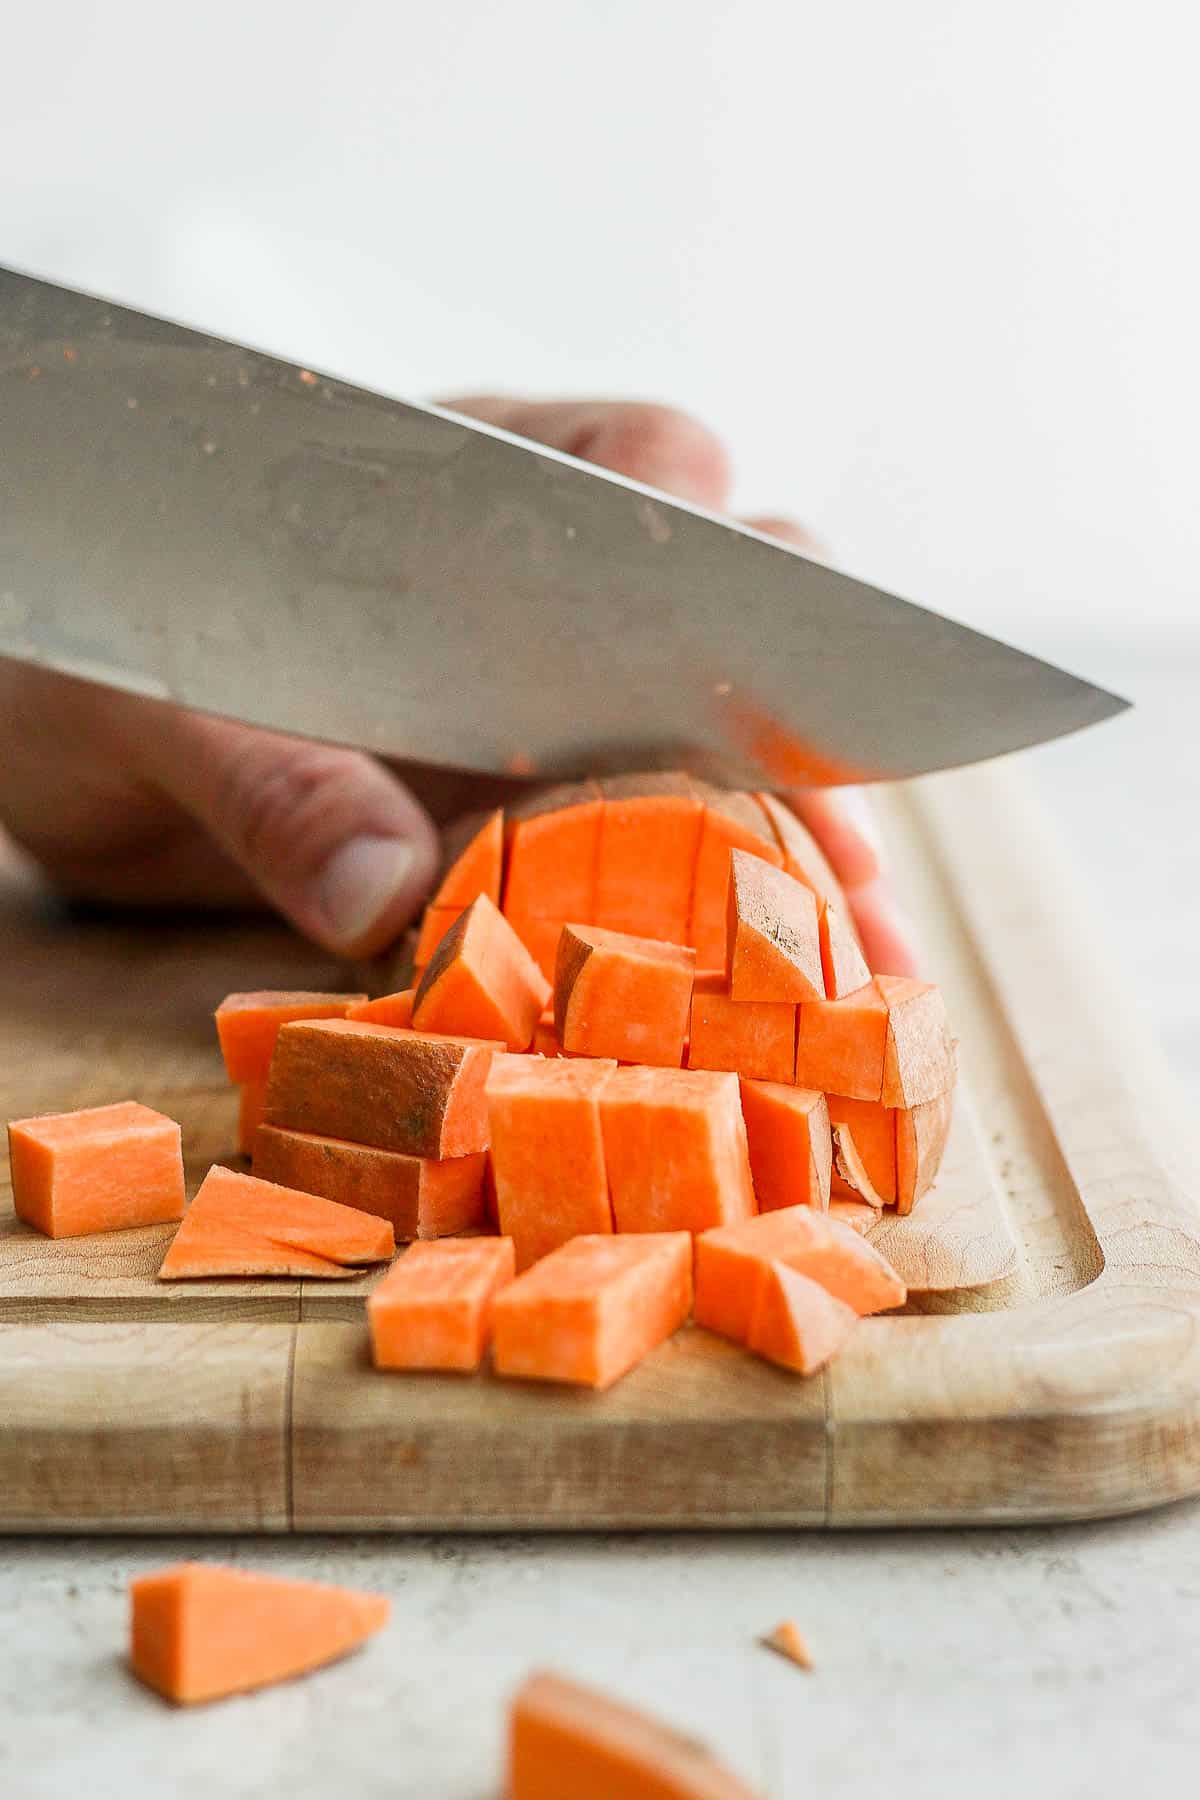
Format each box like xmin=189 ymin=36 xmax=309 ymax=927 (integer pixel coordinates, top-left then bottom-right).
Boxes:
xmin=431 ymin=807 xmax=504 ymax=908
xmin=367 ymin=1237 xmax=516 ymax=1371
xmin=265 ymin=1019 xmax=498 ymax=1158
xmin=895 ymin=1089 xmax=954 ymax=1215
xmin=413 ymin=896 xmax=551 ymax=1052
xmin=555 ymin=924 xmax=695 ymax=1068
xmin=7 ymin=1101 xmax=185 ymax=1239
xmin=693 ymin=1205 xmax=905 ymax=1340
xmin=827 ymin=1096 xmax=896 ymax=1205
xmin=503 ymin=782 xmax=603 ymax=926
xmin=236 ymin=1080 xmax=269 ymax=1159
xmin=414 ymin=905 xmax=463 ymax=969
xmin=129 ymin=1563 xmax=389 ymax=1704
xmin=594 ymin=775 xmax=703 ymax=942
xmin=726 ymin=850 xmax=823 ymax=1003
xmin=747 ymin=1261 xmax=858 ymax=1374
xmin=508 ymin=1669 xmax=762 ymax=1800
xmin=687 ymin=989 xmax=796 ymax=1084
xmin=532 ymin=1011 xmax=565 ymax=1058
xmin=598 ymin=1067 xmax=756 ymax=1235
xmin=754 ymin=791 xmax=847 ymax=912
xmin=818 ymin=901 xmax=871 ymax=998
xmin=491 ymin=1233 xmax=692 ymax=1390
xmin=168 ymin=1164 xmax=393 ymax=1265
xmin=345 ymin=989 xmax=415 ymax=1028
xmin=876 ymin=975 xmax=957 ymax=1107
xmin=738 ymin=1080 xmax=831 ymax=1212
xmin=794 ymin=982 xmax=890 ymax=1100
xmin=253 ymin=1126 xmax=486 ymax=1241
xmin=486 ymin=1058 xmax=617 ymax=1270
xmin=214 ymin=991 xmax=366 ymax=1084
xmin=761 ymin=1620 xmax=813 ymax=1670
xmin=827 ymin=1198 xmax=878 ymax=1235
xmin=687 ymin=790 xmax=782 ymax=970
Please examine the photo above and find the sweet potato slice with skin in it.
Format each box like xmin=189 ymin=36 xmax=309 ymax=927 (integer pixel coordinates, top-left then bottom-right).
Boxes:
xmin=170 ymin=1164 xmax=394 ymax=1265
xmin=694 ymin=1204 xmax=905 ymax=1340
xmin=598 ymin=1067 xmax=756 ymax=1236
xmin=253 ymin=1126 xmax=486 ymax=1241
xmin=738 ymin=1080 xmax=831 ymax=1213
xmin=877 ymin=975 xmax=957 ymax=1107
xmin=726 ymin=850 xmax=824 ymax=1003
xmin=414 ymin=905 xmax=463 ymax=970
xmin=487 ymin=1057 xmax=618 ymax=1270
xmin=896 ymin=1089 xmax=955 ymax=1215
xmin=827 ymin=1096 xmax=896 ymax=1205
xmin=794 ymin=982 xmax=890 ymax=1101
xmin=129 ymin=1563 xmax=389 ymax=1705
xmin=503 ymin=781 xmax=603 ymax=926
xmin=747 ymin=1260 xmax=858 ymax=1375
xmin=8 ymin=1101 xmax=185 ymax=1239
xmin=236 ymin=1080 xmax=269 ymax=1159
xmin=431 ymin=807 xmax=503 ymax=908
xmin=687 ymin=789 xmax=782 ymax=970
xmin=368 ymin=1237 xmax=516 ymax=1370
xmin=214 ymin=991 xmax=366 ymax=1084
xmin=508 ymin=1668 xmax=763 ymax=1800
xmin=827 ymin=1198 xmax=878 ymax=1236
xmin=414 ymin=895 xmax=551 ymax=1052
xmin=556 ymin=924 xmax=695 ymax=1068
xmin=265 ymin=1018 xmax=499 ymax=1158
xmin=687 ymin=989 xmax=796 ymax=1084
xmin=491 ymin=1232 xmax=692 ymax=1390
xmin=345 ymin=989 xmax=415 ymax=1028
xmin=819 ymin=901 xmax=871 ymax=998
xmin=594 ymin=775 xmax=704 ymax=942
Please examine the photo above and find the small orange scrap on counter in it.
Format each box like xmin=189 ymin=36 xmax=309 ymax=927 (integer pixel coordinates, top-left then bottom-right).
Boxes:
xmin=760 ymin=1619 xmax=814 ymax=1671
xmin=7 ymin=1100 xmax=185 ymax=1239
xmin=413 ymin=895 xmax=551 ymax=1051
xmin=555 ymin=923 xmax=695 ymax=1067
xmin=157 ymin=1165 xmax=393 ymax=1281
xmin=214 ymin=991 xmax=367 ymax=1084
xmin=486 ymin=1056 xmax=617 ymax=1270
xmin=368 ymin=1237 xmax=516 ymax=1371
xmin=254 ymin=1126 xmax=487 ymax=1241
xmin=508 ymin=1669 xmax=763 ymax=1800
xmin=129 ymin=1563 xmax=389 ymax=1705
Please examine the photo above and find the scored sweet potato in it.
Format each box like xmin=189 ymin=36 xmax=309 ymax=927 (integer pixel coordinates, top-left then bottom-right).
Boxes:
xmin=598 ymin=1066 xmax=756 ymax=1235
xmin=491 ymin=1232 xmax=692 ymax=1390
xmin=895 ymin=1089 xmax=955 ymax=1215
xmin=265 ymin=1019 xmax=498 ymax=1158
xmin=503 ymin=781 xmax=603 ymax=932
xmin=687 ymin=788 xmax=782 ymax=971
xmin=754 ymin=791 xmax=848 ymax=914
xmin=738 ymin=1080 xmax=831 ymax=1212
xmin=687 ymin=988 xmax=796 ymax=1084
xmin=214 ymin=991 xmax=366 ymax=1084
xmin=555 ymin=924 xmax=695 ymax=1068
xmin=746 ymin=1260 xmax=859 ymax=1375
xmin=726 ymin=849 xmax=824 ymax=1003
xmin=414 ymin=905 xmax=463 ymax=970
xmin=430 ymin=807 xmax=504 ymax=908
xmin=368 ymin=1237 xmax=516 ymax=1371
xmin=413 ymin=895 xmax=551 ymax=1052
xmin=593 ymin=774 xmax=703 ymax=942
xmin=486 ymin=1057 xmax=617 ymax=1270
xmin=8 ymin=1100 xmax=185 ymax=1239
xmin=254 ymin=1126 xmax=486 ymax=1241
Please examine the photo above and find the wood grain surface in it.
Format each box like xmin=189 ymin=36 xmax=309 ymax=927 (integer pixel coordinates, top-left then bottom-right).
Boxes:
xmin=0 ymin=763 xmax=1198 ymax=1529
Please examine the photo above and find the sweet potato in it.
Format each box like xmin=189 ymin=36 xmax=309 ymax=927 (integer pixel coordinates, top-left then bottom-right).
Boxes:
xmin=236 ymin=1080 xmax=269 ymax=1158
xmin=368 ymin=1237 xmax=516 ymax=1371
xmin=876 ymin=975 xmax=957 ymax=1107
xmin=826 ymin=1096 xmax=896 ymax=1204
xmin=693 ymin=1205 xmax=905 ymax=1341
xmin=726 ymin=850 xmax=823 ymax=1003
xmin=593 ymin=775 xmax=703 ymax=942
xmin=598 ymin=1067 xmax=756 ymax=1235
xmin=491 ymin=1233 xmax=692 ymax=1390
xmin=214 ymin=991 xmax=366 ymax=1084
xmin=687 ymin=788 xmax=782 ymax=970
xmin=818 ymin=901 xmax=871 ymax=998
xmin=895 ymin=1089 xmax=954 ymax=1215
xmin=555 ymin=924 xmax=695 ymax=1068
xmin=161 ymin=1164 xmax=393 ymax=1273
xmin=431 ymin=807 xmax=504 ymax=908
xmin=747 ymin=1260 xmax=858 ymax=1374
xmin=414 ymin=905 xmax=463 ymax=970
xmin=7 ymin=1100 xmax=185 ymax=1239
xmin=413 ymin=896 xmax=551 ymax=1052
xmin=129 ymin=1563 xmax=388 ymax=1704
xmin=253 ymin=1126 xmax=486 ymax=1241
xmin=503 ymin=781 xmax=603 ymax=929
xmin=738 ymin=1080 xmax=831 ymax=1212
xmin=794 ymin=982 xmax=890 ymax=1100
xmin=687 ymin=989 xmax=796 ymax=1085
xmin=486 ymin=1057 xmax=617 ymax=1270
xmin=157 ymin=1216 xmax=355 ymax=1280
xmin=345 ymin=989 xmax=415 ymax=1029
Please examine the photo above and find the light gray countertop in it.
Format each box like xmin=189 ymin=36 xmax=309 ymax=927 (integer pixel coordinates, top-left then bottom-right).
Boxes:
xmin=2 ymin=650 xmax=1196 ymax=1800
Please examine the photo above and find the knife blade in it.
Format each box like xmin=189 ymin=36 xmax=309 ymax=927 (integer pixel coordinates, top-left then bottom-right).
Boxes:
xmin=0 ymin=265 xmax=1128 ymax=786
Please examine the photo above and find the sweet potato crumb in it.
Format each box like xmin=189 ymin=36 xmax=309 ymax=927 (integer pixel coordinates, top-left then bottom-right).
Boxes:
xmin=761 ymin=1619 xmax=813 ymax=1670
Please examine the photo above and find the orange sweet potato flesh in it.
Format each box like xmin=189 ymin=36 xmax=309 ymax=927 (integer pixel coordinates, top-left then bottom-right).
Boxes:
xmin=254 ymin=1125 xmax=486 ymax=1241
xmin=794 ymin=982 xmax=890 ymax=1101
xmin=508 ymin=915 xmax=569 ymax=982
xmin=876 ymin=975 xmax=957 ymax=1107
xmin=687 ymin=989 xmax=796 ymax=1085
xmin=503 ymin=782 xmax=603 ymax=926
xmin=265 ymin=1018 xmax=498 ymax=1158
xmin=414 ymin=895 xmax=551 ymax=1052
xmin=509 ymin=1669 xmax=763 ymax=1800
xmin=754 ymin=791 xmax=848 ymax=914
xmin=236 ymin=1080 xmax=269 ymax=1159
xmin=432 ymin=807 xmax=504 ymax=908
xmin=486 ymin=1057 xmax=617 ymax=1270
xmin=346 ymin=989 xmax=415 ymax=1028
xmin=818 ymin=901 xmax=871 ymax=999
xmin=726 ymin=850 xmax=824 ymax=1003
xmin=738 ymin=1080 xmax=831 ymax=1213
xmin=164 ymin=1163 xmax=394 ymax=1268
xmin=368 ymin=1237 xmax=516 ymax=1370
xmin=693 ymin=1204 xmax=905 ymax=1341
xmin=896 ymin=1089 xmax=954 ymax=1215
xmin=594 ymin=776 xmax=704 ymax=942
xmin=747 ymin=1260 xmax=858 ymax=1375
xmin=491 ymin=1233 xmax=692 ymax=1390
xmin=687 ymin=789 xmax=782 ymax=971
xmin=157 ymin=1214 xmax=355 ymax=1280
xmin=8 ymin=1101 xmax=185 ymax=1239
xmin=826 ymin=1097 xmax=896 ymax=1204
xmin=532 ymin=1011 xmax=564 ymax=1057
xmin=598 ymin=1067 xmax=756 ymax=1235
xmin=129 ymin=1562 xmax=389 ymax=1704
xmin=555 ymin=924 xmax=695 ymax=1068
xmin=214 ymin=991 xmax=366 ymax=1083
xmin=827 ymin=1198 xmax=879 ymax=1235
xmin=414 ymin=905 xmax=464 ymax=970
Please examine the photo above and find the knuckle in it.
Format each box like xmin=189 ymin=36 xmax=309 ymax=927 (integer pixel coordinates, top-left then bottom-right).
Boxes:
xmin=215 ymin=743 xmax=365 ymax=873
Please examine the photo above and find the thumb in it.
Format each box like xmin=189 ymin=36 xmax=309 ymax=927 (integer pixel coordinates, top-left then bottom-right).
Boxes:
xmin=142 ymin=710 xmax=439 ymax=955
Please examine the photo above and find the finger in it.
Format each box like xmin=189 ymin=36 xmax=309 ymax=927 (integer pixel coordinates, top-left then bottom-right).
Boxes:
xmin=740 ymin=513 xmax=829 ymax=561
xmin=439 ymin=395 xmax=733 ymax=509
xmin=844 ymin=876 xmax=922 ymax=979
xmin=139 ymin=710 xmax=439 ymax=955
xmin=789 ymin=788 xmax=885 ymax=890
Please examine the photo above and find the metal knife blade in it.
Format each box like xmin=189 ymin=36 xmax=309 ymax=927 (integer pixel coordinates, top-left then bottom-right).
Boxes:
xmin=0 ymin=265 xmax=1128 ymax=786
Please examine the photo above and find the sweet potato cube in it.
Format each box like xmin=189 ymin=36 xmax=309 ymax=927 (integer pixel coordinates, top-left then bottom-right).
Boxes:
xmin=819 ymin=901 xmax=871 ymax=998
xmin=747 ymin=1261 xmax=858 ymax=1375
xmin=253 ymin=1125 xmax=486 ymax=1241
xmin=739 ymin=1080 xmax=831 ymax=1212
xmin=794 ymin=982 xmax=890 ymax=1100
xmin=726 ymin=849 xmax=824 ymax=1003
xmin=265 ymin=1018 xmax=498 ymax=1157
xmin=491 ymin=1232 xmax=692 ymax=1390
xmin=896 ymin=1089 xmax=955 ymax=1215
xmin=413 ymin=895 xmax=551 ymax=1051
xmin=8 ymin=1101 xmax=185 ymax=1239
xmin=503 ymin=781 xmax=603 ymax=926
xmin=687 ymin=988 xmax=796 ymax=1084
xmin=486 ymin=1057 xmax=617 ymax=1270
xmin=236 ymin=1080 xmax=269 ymax=1159
xmin=555 ymin=924 xmax=695 ymax=1068
xmin=345 ymin=989 xmax=415 ymax=1028
xmin=368 ymin=1237 xmax=516 ymax=1370
xmin=214 ymin=991 xmax=366 ymax=1083
xmin=694 ymin=1204 xmax=905 ymax=1341
xmin=594 ymin=775 xmax=703 ymax=941
xmin=827 ymin=1096 xmax=896 ymax=1205
xmin=431 ymin=807 xmax=504 ymax=908
xmin=598 ymin=1067 xmax=756 ymax=1235
xmin=687 ymin=789 xmax=782 ymax=970
xmin=877 ymin=975 xmax=957 ymax=1107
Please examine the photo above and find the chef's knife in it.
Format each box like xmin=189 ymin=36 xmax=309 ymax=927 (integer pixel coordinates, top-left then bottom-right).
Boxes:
xmin=0 ymin=265 xmax=1127 ymax=786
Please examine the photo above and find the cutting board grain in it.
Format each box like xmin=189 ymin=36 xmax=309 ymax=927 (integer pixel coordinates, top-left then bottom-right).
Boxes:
xmin=1 ymin=763 xmax=1198 ymax=1529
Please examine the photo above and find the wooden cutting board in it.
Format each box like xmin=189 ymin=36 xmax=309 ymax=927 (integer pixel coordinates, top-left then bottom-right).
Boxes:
xmin=2 ymin=762 xmax=1198 ymax=1531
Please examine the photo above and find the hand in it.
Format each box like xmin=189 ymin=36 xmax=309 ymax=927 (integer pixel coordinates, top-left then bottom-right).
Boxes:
xmin=0 ymin=398 xmax=915 ymax=972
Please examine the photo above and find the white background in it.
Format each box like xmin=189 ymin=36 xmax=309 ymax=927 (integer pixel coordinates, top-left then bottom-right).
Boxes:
xmin=3 ymin=0 xmax=1196 ymax=673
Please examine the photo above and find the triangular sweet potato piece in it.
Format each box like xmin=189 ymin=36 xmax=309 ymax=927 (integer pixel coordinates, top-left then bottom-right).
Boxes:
xmin=158 ymin=1215 xmax=354 ymax=1281
xmin=726 ymin=850 xmax=824 ymax=1003
xmin=746 ymin=1261 xmax=858 ymax=1375
xmin=414 ymin=895 xmax=551 ymax=1051
xmin=183 ymin=1165 xmax=393 ymax=1264
xmin=130 ymin=1562 xmax=389 ymax=1703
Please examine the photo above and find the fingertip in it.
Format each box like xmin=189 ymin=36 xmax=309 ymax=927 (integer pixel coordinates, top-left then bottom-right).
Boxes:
xmin=577 ymin=404 xmax=732 ymax=508
xmin=847 ymin=877 xmax=922 ymax=978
